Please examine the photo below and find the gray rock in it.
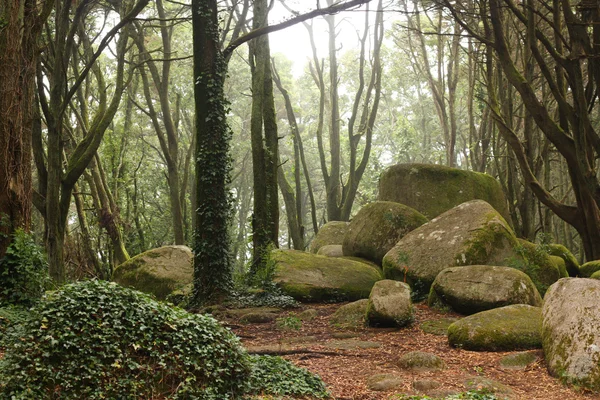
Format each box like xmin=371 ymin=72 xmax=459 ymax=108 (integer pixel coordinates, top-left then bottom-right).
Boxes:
xmin=112 ymin=245 xmax=193 ymax=300
xmin=542 ymin=278 xmax=600 ymax=390
xmin=316 ymin=244 xmax=344 ymax=257
xmin=239 ymin=312 xmax=277 ymax=324
xmin=330 ymin=299 xmax=368 ymax=330
xmin=382 ymin=201 xmax=518 ymax=300
xmin=343 ymin=201 xmax=427 ymax=265
xmin=463 ymin=376 xmax=514 ymax=399
xmin=309 ymin=221 xmax=348 ymax=254
xmin=448 ymin=304 xmax=542 ymax=351
xmin=396 ymin=351 xmax=445 ymax=371
xmin=324 ymin=339 xmax=381 ymax=350
xmin=412 ymin=379 xmax=442 ymax=393
xmin=366 ymin=373 xmax=404 ymax=391
xmin=272 ymin=250 xmax=383 ymax=302
xmin=366 ymin=280 xmax=413 ymax=327
xmin=428 ymin=265 xmax=542 ymax=315
xmin=499 ymin=351 xmax=540 ymax=370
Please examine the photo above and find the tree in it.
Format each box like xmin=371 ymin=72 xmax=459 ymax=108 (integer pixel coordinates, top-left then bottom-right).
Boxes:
xmin=435 ymin=0 xmax=600 ymax=260
xmin=0 ymin=0 xmax=52 ymax=258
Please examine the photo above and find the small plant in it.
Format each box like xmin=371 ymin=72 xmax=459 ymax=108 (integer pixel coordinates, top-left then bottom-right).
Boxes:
xmin=0 ymin=229 xmax=49 ymax=306
xmin=276 ymin=315 xmax=302 ymax=331
xmin=248 ymin=355 xmax=329 ymax=398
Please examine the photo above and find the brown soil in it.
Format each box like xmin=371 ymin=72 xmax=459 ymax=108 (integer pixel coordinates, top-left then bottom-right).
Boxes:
xmin=230 ymin=303 xmax=597 ymax=400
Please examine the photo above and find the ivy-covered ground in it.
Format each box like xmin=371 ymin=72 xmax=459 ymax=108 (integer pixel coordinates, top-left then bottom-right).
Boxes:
xmin=228 ymin=303 xmax=597 ymax=400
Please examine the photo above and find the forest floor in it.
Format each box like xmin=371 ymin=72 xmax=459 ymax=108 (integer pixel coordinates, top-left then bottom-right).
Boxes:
xmin=230 ymin=302 xmax=597 ymax=400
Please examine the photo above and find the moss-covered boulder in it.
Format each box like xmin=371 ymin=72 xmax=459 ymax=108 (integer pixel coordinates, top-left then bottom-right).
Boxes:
xmin=112 ymin=245 xmax=192 ymax=300
xmin=499 ymin=351 xmax=540 ymax=370
xmin=330 ymin=299 xmax=368 ymax=330
xmin=542 ymin=278 xmax=600 ymax=391
xmin=383 ymin=200 xmax=518 ymax=300
xmin=342 ymin=201 xmax=427 ymax=265
xmin=316 ymin=244 xmax=344 ymax=257
xmin=579 ymin=260 xmax=600 ymax=278
xmin=309 ymin=221 xmax=348 ymax=254
xmin=396 ymin=351 xmax=445 ymax=371
xmin=513 ymin=239 xmax=568 ymax=295
xmin=272 ymin=250 xmax=383 ymax=302
xmin=366 ymin=280 xmax=413 ymax=327
xmin=428 ymin=265 xmax=542 ymax=315
xmin=378 ymin=163 xmax=510 ymax=222
xmin=447 ymin=304 xmax=542 ymax=351
xmin=548 ymin=244 xmax=580 ymax=277
xmin=591 ymin=270 xmax=600 ymax=280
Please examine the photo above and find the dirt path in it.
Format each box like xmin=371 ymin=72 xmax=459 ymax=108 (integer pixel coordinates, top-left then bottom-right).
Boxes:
xmin=231 ymin=303 xmax=596 ymax=400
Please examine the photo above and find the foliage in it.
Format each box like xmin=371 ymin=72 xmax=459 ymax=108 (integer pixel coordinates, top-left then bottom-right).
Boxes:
xmin=0 ymin=305 xmax=30 ymax=337
xmin=275 ymin=315 xmax=302 ymax=331
xmin=227 ymin=286 xmax=299 ymax=309
xmin=0 ymin=229 xmax=49 ymax=306
xmin=247 ymin=355 xmax=329 ymax=399
xmin=393 ymin=389 xmax=497 ymax=399
xmin=507 ymin=238 xmax=552 ymax=295
xmin=0 ymin=280 xmax=251 ymax=399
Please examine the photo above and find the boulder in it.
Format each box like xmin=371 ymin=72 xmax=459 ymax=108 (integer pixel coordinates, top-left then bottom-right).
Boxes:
xmin=366 ymin=280 xmax=413 ymax=327
xmin=342 ymin=201 xmax=427 ymax=265
xmin=591 ymin=270 xmax=600 ymax=280
xmin=548 ymin=244 xmax=580 ymax=277
xmin=579 ymin=260 xmax=600 ymax=278
xmin=396 ymin=351 xmax=445 ymax=371
xmin=378 ymin=163 xmax=510 ymax=221
xmin=542 ymin=278 xmax=600 ymax=390
xmin=329 ymin=299 xmax=368 ymax=330
xmin=463 ymin=376 xmax=514 ymax=399
xmin=309 ymin=221 xmax=348 ymax=254
xmin=513 ymin=239 xmax=568 ymax=295
xmin=112 ymin=245 xmax=192 ymax=300
xmin=366 ymin=374 xmax=404 ymax=391
xmin=272 ymin=250 xmax=383 ymax=302
xmin=447 ymin=304 xmax=542 ymax=351
xmin=316 ymin=245 xmax=344 ymax=257
xmin=499 ymin=351 xmax=540 ymax=370
xmin=383 ymin=200 xmax=518 ymax=300
xmin=428 ymin=265 xmax=542 ymax=315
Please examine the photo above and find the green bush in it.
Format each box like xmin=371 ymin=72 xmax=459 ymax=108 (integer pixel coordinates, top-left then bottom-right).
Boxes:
xmin=248 ymin=355 xmax=329 ymax=398
xmin=0 ymin=229 xmax=48 ymax=306
xmin=0 ymin=280 xmax=251 ymax=399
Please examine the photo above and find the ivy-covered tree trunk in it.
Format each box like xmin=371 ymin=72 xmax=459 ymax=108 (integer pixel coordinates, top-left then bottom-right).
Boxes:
xmin=191 ymin=0 xmax=233 ymax=304
xmin=0 ymin=0 xmax=51 ymax=258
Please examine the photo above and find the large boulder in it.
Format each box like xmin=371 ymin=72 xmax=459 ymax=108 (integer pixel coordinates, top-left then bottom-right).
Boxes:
xmin=378 ymin=163 xmax=510 ymax=221
xmin=343 ymin=201 xmax=427 ymax=265
xmin=329 ymin=299 xmax=368 ymax=330
xmin=309 ymin=221 xmax=348 ymax=254
xmin=579 ymin=260 xmax=600 ymax=278
xmin=447 ymin=304 xmax=542 ymax=351
xmin=383 ymin=200 xmax=518 ymax=299
xmin=316 ymin=245 xmax=344 ymax=257
xmin=548 ymin=244 xmax=580 ymax=277
xmin=542 ymin=278 xmax=600 ymax=390
xmin=513 ymin=239 xmax=568 ymax=295
xmin=272 ymin=250 xmax=383 ymax=302
xmin=112 ymin=245 xmax=193 ymax=300
xmin=366 ymin=280 xmax=413 ymax=327
xmin=428 ymin=265 xmax=542 ymax=315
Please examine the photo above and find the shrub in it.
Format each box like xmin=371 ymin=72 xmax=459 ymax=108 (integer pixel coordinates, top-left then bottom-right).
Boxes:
xmin=248 ymin=355 xmax=329 ymax=398
xmin=0 ymin=280 xmax=251 ymax=399
xmin=0 ymin=229 xmax=48 ymax=306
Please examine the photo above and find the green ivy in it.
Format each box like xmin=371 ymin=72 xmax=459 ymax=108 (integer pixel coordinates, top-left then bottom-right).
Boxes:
xmin=248 ymin=355 xmax=329 ymax=398
xmin=0 ymin=229 xmax=49 ymax=307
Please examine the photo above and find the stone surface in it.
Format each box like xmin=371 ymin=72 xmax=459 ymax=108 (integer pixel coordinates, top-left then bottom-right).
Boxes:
xmin=297 ymin=308 xmax=318 ymax=321
xmin=342 ymin=201 xmax=427 ymax=265
xmin=428 ymin=265 xmax=542 ymax=315
xmin=329 ymin=299 xmax=368 ymax=330
xmin=316 ymin=245 xmax=344 ymax=257
xmin=499 ymin=351 xmax=541 ymax=370
xmin=378 ymin=163 xmax=510 ymax=221
xmin=590 ymin=270 xmax=600 ymax=280
xmin=463 ymin=376 xmax=514 ymax=399
xmin=309 ymin=221 xmax=348 ymax=254
xmin=239 ymin=312 xmax=277 ymax=324
xmin=579 ymin=260 xmax=600 ymax=278
xmin=383 ymin=200 xmax=518 ymax=300
xmin=396 ymin=351 xmax=445 ymax=371
xmin=366 ymin=280 xmax=413 ymax=327
xmin=548 ymin=244 xmax=580 ymax=277
xmin=513 ymin=239 xmax=568 ymax=295
xmin=366 ymin=373 xmax=404 ymax=391
xmin=112 ymin=245 xmax=193 ymax=300
xmin=542 ymin=278 xmax=600 ymax=391
xmin=272 ymin=250 xmax=383 ymax=302
xmin=412 ymin=379 xmax=442 ymax=393
xmin=324 ymin=339 xmax=381 ymax=350
xmin=447 ymin=304 xmax=542 ymax=351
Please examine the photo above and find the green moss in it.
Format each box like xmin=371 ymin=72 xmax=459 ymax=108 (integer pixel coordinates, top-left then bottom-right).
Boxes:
xmin=396 ymin=351 xmax=445 ymax=371
xmin=448 ymin=305 xmax=542 ymax=351
xmin=309 ymin=221 xmax=348 ymax=254
xmin=508 ymin=240 xmax=564 ymax=296
xmin=548 ymin=244 xmax=580 ymax=277
xmin=329 ymin=299 xmax=368 ymax=330
xmin=458 ymin=212 xmax=517 ymax=266
xmin=499 ymin=351 xmax=539 ymax=369
xmin=580 ymin=261 xmax=600 ymax=278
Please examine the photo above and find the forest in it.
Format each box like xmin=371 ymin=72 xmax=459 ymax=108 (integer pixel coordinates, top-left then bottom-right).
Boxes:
xmin=2 ymin=0 xmax=600 ymax=399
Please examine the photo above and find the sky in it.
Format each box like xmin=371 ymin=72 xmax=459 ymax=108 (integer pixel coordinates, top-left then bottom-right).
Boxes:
xmin=267 ymin=1 xmax=382 ymax=76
